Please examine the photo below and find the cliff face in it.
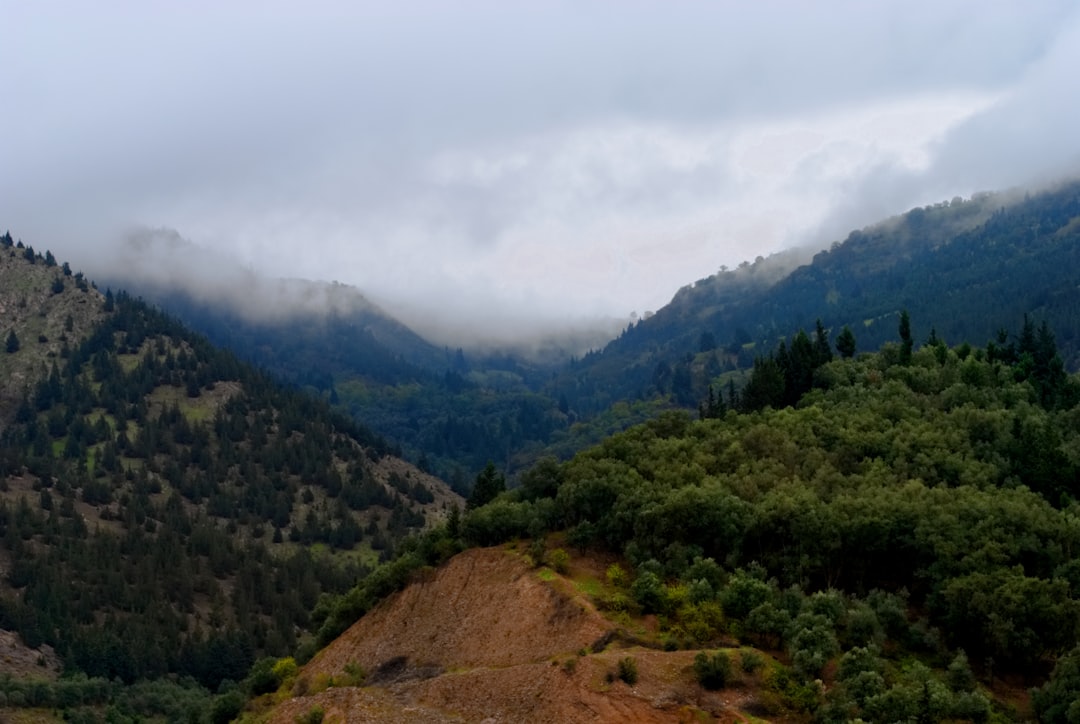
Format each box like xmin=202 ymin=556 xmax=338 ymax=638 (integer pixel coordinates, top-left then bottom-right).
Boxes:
xmin=268 ymin=547 xmax=749 ymax=724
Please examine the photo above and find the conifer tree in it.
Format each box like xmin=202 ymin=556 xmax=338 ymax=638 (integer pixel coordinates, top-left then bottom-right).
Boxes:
xmin=835 ymin=326 xmax=857 ymax=359
xmin=898 ymin=310 xmax=913 ymax=364
xmin=467 ymin=461 xmax=505 ymax=510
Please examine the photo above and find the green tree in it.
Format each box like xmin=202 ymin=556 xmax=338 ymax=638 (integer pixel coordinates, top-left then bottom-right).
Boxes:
xmin=5 ymin=329 xmax=19 ymax=353
xmin=898 ymin=310 xmax=913 ymax=364
xmin=835 ymin=325 xmax=857 ymax=359
xmin=1033 ymin=645 xmax=1080 ymax=723
xmin=813 ymin=319 xmax=833 ymax=366
xmin=467 ymin=461 xmax=506 ymax=510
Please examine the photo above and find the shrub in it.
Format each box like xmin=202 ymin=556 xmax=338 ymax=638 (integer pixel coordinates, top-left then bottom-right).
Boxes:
xmin=341 ymin=661 xmax=367 ymax=687
xmin=528 ymin=538 xmax=546 ymax=567
xmin=549 ymin=548 xmax=570 ymax=574
xmin=297 ymin=705 xmax=324 ymax=724
xmin=631 ymin=570 xmax=667 ymax=614
xmin=210 ymin=690 xmax=245 ymax=724
xmin=694 ymin=651 xmax=732 ymax=690
xmin=740 ymin=650 xmax=764 ymax=674
xmin=272 ymin=657 xmax=299 ymax=685
xmin=617 ymin=657 xmax=639 ymax=685
xmin=606 ymin=563 xmax=627 ymax=588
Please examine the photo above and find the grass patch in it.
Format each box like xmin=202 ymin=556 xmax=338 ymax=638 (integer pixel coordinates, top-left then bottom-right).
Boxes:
xmin=117 ymin=354 xmax=141 ymax=373
xmin=573 ymin=577 xmax=602 ymax=598
xmin=536 ymin=568 xmax=557 ymax=582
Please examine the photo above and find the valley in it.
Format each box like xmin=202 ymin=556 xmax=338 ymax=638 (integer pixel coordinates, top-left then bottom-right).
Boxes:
xmin=5 ymin=181 xmax=1080 ymax=721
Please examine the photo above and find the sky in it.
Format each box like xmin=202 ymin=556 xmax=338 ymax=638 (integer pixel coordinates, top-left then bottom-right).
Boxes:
xmin=4 ymin=1 xmax=1080 ymax=347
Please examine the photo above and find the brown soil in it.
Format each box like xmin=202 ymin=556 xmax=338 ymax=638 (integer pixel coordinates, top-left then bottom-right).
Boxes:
xmin=0 ymin=629 xmax=62 ymax=680
xmin=266 ymin=547 xmax=767 ymax=723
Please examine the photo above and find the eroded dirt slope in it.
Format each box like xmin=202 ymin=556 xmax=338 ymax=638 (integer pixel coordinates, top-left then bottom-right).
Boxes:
xmin=305 ymin=547 xmax=609 ymax=672
xmin=267 ymin=547 xmax=757 ymax=723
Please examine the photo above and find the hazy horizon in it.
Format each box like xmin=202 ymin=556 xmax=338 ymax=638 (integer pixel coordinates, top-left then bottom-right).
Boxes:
xmin=4 ymin=2 xmax=1080 ymax=346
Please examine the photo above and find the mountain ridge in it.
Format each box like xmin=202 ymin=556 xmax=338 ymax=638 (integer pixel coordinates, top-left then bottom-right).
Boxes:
xmin=0 ymin=238 xmax=463 ymax=693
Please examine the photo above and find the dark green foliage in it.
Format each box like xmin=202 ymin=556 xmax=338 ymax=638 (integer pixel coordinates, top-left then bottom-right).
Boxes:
xmin=616 ymin=656 xmax=638 ymax=685
xmin=898 ymin=310 xmax=913 ymax=364
xmin=209 ymin=688 xmax=246 ymax=724
xmin=5 ymin=329 xmax=18 ymax=353
xmin=0 ymin=675 xmax=213 ymax=721
xmin=508 ymin=325 xmax=1080 ymax=684
xmin=0 ymin=292 xmax=432 ymax=692
xmin=788 ymin=613 xmax=840 ymax=680
xmin=835 ymin=325 xmax=856 ymax=359
xmin=693 ymin=650 xmax=731 ymax=690
xmin=1033 ymin=645 xmax=1080 ymax=723
xmin=631 ymin=570 xmax=667 ymax=614
xmin=467 ymin=461 xmax=505 ymax=510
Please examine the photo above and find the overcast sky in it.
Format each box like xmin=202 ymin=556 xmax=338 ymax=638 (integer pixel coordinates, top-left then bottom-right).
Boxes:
xmin=4 ymin=1 xmax=1080 ymax=345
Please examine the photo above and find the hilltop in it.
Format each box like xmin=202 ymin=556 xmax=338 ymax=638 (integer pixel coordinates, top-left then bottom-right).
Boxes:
xmin=0 ymin=234 xmax=108 ymax=428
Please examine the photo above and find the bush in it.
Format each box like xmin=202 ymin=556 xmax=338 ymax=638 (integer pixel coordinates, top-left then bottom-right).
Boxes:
xmin=694 ymin=650 xmax=732 ymax=690
xmin=246 ymin=657 xmax=281 ymax=695
xmin=617 ymin=657 xmax=639 ymax=685
xmin=210 ymin=690 xmax=245 ymax=724
xmin=631 ymin=570 xmax=667 ymax=614
xmin=297 ymin=705 xmax=324 ymax=724
xmin=272 ymin=657 xmax=299 ymax=686
xmin=606 ymin=563 xmax=627 ymax=588
xmin=740 ymin=650 xmax=764 ymax=674
xmin=549 ymin=548 xmax=570 ymax=574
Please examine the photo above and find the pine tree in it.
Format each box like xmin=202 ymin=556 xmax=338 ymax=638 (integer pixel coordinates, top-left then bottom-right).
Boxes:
xmin=835 ymin=326 xmax=856 ymax=359
xmin=467 ymin=462 xmax=506 ymax=510
xmin=5 ymin=329 xmax=19 ymax=353
xmin=898 ymin=310 xmax=913 ymax=364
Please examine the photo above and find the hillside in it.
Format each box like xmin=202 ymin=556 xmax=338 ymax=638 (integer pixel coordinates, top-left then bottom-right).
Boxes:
xmin=552 ymin=181 xmax=1080 ymax=416
xmin=268 ymin=326 xmax=1080 ymax=723
xmin=0 ymin=239 xmax=463 ymax=698
xmin=258 ymin=546 xmax=768 ymax=723
xmin=0 ymin=234 xmax=109 ymax=429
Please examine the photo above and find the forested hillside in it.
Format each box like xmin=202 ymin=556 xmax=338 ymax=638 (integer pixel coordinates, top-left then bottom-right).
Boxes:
xmin=552 ymin=181 xmax=1080 ymax=417
xmin=306 ymin=319 xmax=1080 ymax=721
xmin=112 ymin=281 xmax=577 ymax=487
xmin=0 ymin=240 xmax=460 ymax=709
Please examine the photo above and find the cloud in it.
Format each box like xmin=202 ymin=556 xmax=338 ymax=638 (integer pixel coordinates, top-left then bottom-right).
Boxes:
xmin=3 ymin=1 xmax=1079 ymax=346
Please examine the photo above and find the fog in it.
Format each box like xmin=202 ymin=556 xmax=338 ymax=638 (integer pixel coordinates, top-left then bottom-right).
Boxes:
xmin=3 ymin=1 xmax=1079 ymax=347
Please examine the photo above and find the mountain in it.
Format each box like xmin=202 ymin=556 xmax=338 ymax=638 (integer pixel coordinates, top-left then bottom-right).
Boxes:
xmin=97 ymin=181 xmax=1080 ymax=492
xmin=553 ymin=181 xmax=1080 ymax=416
xmin=0 ymin=238 xmax=462 ymax=698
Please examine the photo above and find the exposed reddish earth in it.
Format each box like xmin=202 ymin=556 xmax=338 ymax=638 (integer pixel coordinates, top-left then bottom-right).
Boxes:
xmin=266 ymin=547 xmax=770 ymax=723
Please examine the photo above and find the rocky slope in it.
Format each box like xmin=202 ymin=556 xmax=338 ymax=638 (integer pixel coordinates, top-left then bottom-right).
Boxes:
xmin=0 ymin=241 xmax=107 ymax=428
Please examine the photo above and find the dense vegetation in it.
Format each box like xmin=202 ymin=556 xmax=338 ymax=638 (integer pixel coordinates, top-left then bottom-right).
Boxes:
xmin=0 ymin=271 xmax=445 ymax=700
xmin=436 ymin=317 xmax=1080 ymax=720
